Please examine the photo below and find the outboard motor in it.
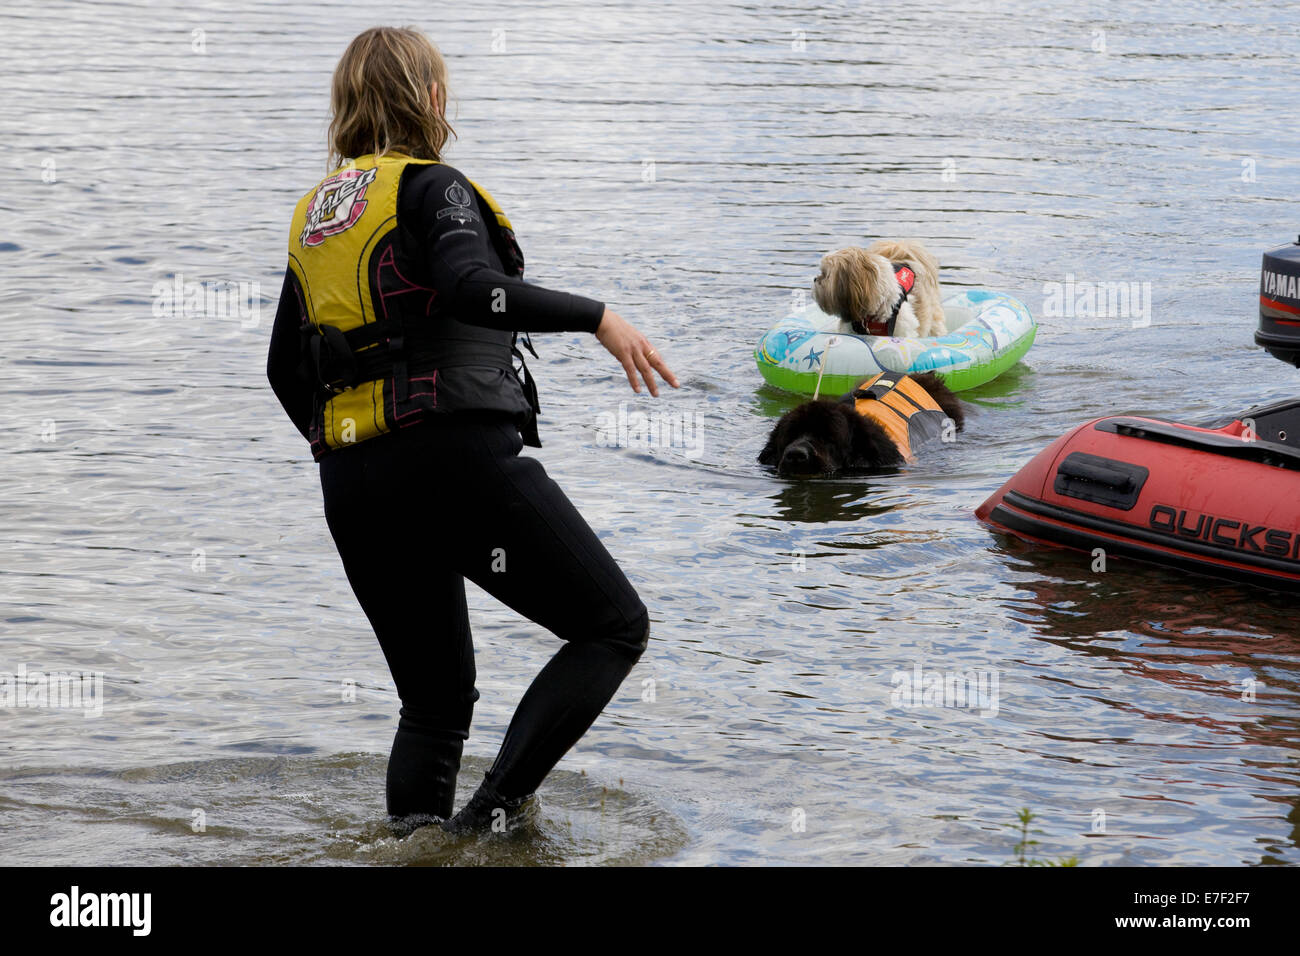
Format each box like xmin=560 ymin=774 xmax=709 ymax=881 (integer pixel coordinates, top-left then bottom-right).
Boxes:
xmin=1257 ymin=237 xmax=1300 ymax=367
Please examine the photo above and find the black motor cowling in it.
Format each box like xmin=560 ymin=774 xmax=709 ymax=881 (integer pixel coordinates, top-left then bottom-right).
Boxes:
xmin=1257 ymin=237 xmax=1300 ymax=367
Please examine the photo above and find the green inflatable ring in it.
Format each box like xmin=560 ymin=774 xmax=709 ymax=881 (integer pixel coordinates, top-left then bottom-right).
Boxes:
xmin=755 ymin=289 xmax=1036 ymax=395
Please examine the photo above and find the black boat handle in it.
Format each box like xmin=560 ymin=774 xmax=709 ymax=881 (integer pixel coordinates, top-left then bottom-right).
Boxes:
xmin=1056 ymin=458 xmax=1134 ymax=491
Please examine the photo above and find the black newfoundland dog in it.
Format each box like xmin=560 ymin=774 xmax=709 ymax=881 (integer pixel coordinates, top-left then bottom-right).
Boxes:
xmin=759 ymin=371 xmax=964 ymax=476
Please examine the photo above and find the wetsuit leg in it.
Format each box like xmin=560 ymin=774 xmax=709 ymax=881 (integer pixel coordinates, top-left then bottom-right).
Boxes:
xmin=318 ymin=427 xmax=480 ymax=822
xmin=445 ymin=418 xmax=649 ymax=805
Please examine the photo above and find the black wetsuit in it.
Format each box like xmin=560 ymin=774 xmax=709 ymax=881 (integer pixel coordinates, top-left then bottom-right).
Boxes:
xmin=266 ymin=161 xmax=650 ymax=823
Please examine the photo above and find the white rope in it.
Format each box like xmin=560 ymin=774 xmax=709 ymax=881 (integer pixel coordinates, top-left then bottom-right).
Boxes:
xmin=811 ymin=335 xmax=840 ymax=401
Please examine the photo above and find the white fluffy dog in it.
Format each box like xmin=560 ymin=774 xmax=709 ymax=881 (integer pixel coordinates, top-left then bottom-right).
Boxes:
xmin=811 ymin=239 xmax=946 ymax=339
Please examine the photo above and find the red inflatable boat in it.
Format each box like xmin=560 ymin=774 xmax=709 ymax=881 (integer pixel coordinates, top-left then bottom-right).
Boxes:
xmin=976 ymin=397 xmax=1300 ymax=591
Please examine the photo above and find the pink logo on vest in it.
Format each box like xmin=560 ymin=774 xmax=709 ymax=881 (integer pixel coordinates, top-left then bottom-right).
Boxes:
xmin=300 ymin=167 xmax=378 ymax=247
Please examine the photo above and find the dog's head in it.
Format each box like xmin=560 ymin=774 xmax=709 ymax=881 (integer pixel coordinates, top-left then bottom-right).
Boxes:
xmin=812 ymin=248 xmax=897 ymax=328
xmin=758 ymin=399 xmax=904 ymax=476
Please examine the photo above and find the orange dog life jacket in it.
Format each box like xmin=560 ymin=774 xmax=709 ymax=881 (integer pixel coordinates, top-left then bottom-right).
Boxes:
xmin=851 ymin=373 xmax=948 ymax=461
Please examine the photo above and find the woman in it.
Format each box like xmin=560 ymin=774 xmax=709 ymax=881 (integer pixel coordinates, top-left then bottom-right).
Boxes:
xmin=266 ymin=26 xmax=678 ymax=834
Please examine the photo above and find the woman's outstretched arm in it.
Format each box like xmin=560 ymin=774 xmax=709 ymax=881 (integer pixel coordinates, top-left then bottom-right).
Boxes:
xmin=401 ymin=162 xmax=605 ymax=333
xmin=401 ymin=162 xmax=679 ymax=393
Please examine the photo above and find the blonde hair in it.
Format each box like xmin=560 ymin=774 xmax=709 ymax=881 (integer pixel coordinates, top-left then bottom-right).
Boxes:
xmin=327 ymin=26 xmax=456 ymax=169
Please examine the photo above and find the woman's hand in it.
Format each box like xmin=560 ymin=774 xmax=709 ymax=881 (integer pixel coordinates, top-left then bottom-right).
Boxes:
xmin=595 ymin=308 xmax=680 ymax=397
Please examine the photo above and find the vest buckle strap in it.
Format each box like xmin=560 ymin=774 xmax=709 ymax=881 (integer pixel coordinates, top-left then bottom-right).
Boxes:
xmin=511 ymin=338 xmax=543 ymax=448
xmin=301 ymin=322 xmax=361 ymax=395
xmin=388 ymin=334 xmax=408 ymax=405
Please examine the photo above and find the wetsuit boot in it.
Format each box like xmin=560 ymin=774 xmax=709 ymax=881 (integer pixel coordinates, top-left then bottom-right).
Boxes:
xmin=441 ymin=775 xmax=536 ymax=835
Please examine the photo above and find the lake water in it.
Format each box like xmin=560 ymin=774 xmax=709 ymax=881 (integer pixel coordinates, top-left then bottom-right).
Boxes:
xmin=2 ymin=0 xmax=1298 ymax=865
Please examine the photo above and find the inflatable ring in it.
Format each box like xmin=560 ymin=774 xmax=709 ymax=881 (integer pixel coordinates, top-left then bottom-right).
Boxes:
xmin=754 ymin=289 xmax=1036 ymax=395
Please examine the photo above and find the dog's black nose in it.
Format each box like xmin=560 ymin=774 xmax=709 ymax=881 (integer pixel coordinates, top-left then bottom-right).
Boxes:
xmin=779 ymin=445 xmax=820 ymax=475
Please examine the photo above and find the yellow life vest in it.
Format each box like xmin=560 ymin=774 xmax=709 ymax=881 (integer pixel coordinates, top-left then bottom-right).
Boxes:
xmin=851 ymin=373 xmax=947 ymax=460
xmin=287 ymin=152 xmax=536 ymax=458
